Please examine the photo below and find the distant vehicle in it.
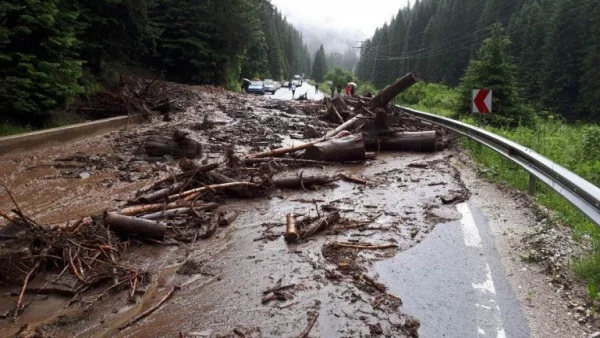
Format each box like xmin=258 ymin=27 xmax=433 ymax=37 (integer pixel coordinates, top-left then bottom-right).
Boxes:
xmin=282 ymin=81 xmax=291 ymax=88
xmin=247 ymin=81 xmax=265 ymax=95
xmin=263 ymin=79 xmax=277 ymax=94
xmin=292 ymin=75 xmax=302 ymax=86
xmin=274 ymin=81 xmax=281 ymax=89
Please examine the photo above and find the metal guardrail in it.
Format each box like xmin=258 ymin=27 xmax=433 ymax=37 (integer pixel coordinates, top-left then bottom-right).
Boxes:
xmin=399 ymin=106 xmax=600 ymax=227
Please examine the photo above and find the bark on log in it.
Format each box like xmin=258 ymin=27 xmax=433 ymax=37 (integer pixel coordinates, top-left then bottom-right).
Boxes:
xmin=136 ymin=182 xmax=187 ymax=203
xmin=144 ymin=130 xmax=202 ymax=159
xmin=104 ymin=212 xmax=167 ymax=240
xmin=300 ymin=212 xmax=341 ymax=238
xmin=304 ymin=134 xmax=366 ymax=162
xmin=368 ymin=72 xmax=420 ymax=109
xmin=272 ymin=174 xmax=340 ymax=189
xmin=324 ymin=115 xmax=364 ymax=139
xmin=284 ymin=213 xmax=298 ymax=243
xmin=364 ymin=131 xmax=436 ymax=152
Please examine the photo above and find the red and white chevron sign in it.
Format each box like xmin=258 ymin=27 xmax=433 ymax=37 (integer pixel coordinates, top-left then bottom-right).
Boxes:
xmin=472 ymin=89 xmax=492 ymax=114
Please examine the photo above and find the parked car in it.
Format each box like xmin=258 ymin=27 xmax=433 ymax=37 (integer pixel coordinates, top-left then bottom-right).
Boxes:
xmin=263 ymin=79 xmax=277 ymax=94
xmin=247 ymin=81 xmax=264 ymax=95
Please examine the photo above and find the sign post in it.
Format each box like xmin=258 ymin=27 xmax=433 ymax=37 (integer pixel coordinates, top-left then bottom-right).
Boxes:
xmin=472 ymin=88 xmax=492 ymax=155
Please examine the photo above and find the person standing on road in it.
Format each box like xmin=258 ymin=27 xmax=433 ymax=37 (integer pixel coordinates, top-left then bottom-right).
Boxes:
xmin=291 ymin=83 xmax=296 ymax=99
xmin=315 ymin=83 xmax=319 ymax=93
xmin=350 ymin=85 xmax=356 ymax=97
xmin=330 ymin=86 xmax=334 ymax=97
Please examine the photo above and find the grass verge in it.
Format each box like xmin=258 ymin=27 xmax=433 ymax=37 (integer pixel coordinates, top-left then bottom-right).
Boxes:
xmin=397 ymin=81 xmax=600 ymax=291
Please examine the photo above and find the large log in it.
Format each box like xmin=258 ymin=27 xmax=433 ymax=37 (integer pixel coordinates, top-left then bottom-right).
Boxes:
xmin=304 ymin=134 xmax=366 ymax=162
xmin=272 ymin=174 xmax=340 ymax=189
xmin=364 ymin=131 xmax=436 ymax=152
xmin=367 ymin=72 xmax=420 ymax=110
xmin=248 ymin=131 xmax=351 ymax=158
xmin=104 ymin=212 xmax=167 ymax=240
xmin=144 ymin=130 xmax=202 ymax=159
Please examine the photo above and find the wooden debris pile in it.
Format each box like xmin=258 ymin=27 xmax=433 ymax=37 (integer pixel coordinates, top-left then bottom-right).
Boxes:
xmin=242 ymin=73 xmax=450 ymax=167
xmin=0 ymin=199 xmax=147 ymax=319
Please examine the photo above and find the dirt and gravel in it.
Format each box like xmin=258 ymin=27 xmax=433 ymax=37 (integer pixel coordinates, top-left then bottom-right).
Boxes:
xmin=0 ymin=80 xmax=598 ymax=337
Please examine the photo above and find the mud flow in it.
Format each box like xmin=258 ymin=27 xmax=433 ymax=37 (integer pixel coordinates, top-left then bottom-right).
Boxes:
xmin=0 ymin=81 xmax=467 ymax=337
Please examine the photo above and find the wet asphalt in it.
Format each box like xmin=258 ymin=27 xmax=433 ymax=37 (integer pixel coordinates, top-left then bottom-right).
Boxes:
xmin=374 ymin=201 xmax=530 ymax=338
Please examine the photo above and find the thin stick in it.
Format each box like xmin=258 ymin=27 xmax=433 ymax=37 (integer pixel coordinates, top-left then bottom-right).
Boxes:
xmin=298 ymin=312 xmax=319 ymax=338
xmin=14 ymin=260 xmax=41 ymax=318
xmin=330 ymin=242 xmax=398 ymax=250
xmin=168 ymin=182 xmax=259 ymax=201
xmin=119 ymin=285 xmax=180 ymax=330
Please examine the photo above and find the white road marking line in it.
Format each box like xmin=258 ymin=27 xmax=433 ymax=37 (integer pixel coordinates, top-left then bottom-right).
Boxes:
xmin=457 ymin=202 xmax=483 ymax=247
xmin=472 ymin=263 xmax=497 ymax=295
xmin=457 ymin=203 xmax=507 ymax=338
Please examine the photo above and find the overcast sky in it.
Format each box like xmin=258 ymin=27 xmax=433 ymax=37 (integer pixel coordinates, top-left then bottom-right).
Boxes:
xmin=270 ymin=0 xmax=411 ymax=40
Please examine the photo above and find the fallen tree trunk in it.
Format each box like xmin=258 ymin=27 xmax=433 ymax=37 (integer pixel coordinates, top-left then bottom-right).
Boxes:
xmin=367 ymin=72 xmax=420 ymax=110
xmin=304 ymin=134 xmax=366 ymax=162
xmin=272 ymin=174 xmax=339 ymax=189
xmin=248 ymin=131 xmax=351 ymax=158
xmin=144 ymin=130 xmax=202 ymax=159
xmin=364 ymin=131 xmax=436 ymax=152
xmin=300 ymin=212 xmax=341 ymax=238
xmin=324 ymin=115 xmax=365 ymax=139
xmin=104 ymin=212 xmax=167 ymax=240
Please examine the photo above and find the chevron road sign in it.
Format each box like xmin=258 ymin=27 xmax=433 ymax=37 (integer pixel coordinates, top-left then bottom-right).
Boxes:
xmin=472 ymin=89 xmax=492 ymax=114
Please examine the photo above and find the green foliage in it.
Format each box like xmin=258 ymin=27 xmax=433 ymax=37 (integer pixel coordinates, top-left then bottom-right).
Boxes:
xmin=458 ymin=24 xmax=530 ymax=127
xmin=311 ymin=44 xmax=327 ymax=82
xmin=324 ymin=67 xmax=355 ymax=90
xmin=359 ymin=0 xmax=599 ymax=122
xmin=0 ymin=0 xmax=84 ymax=127
xmin=356 ymin=82 xmax=377 ymax=96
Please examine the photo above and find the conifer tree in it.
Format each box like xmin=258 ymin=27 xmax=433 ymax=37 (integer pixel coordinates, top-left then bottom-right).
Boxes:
xmin=458 ymin=24 xmax=528 ymax=127
xmin=0 ymin=0 xmax=83 ymax=126
xmin=311 ymin=44 xmax=327 ymax=82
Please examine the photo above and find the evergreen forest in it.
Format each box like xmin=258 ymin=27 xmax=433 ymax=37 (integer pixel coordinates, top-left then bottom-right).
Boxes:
xmin=356 ymin=0 xmax=600 ymax=122
xmin=0 ymin=0 xmax=311 ymax=127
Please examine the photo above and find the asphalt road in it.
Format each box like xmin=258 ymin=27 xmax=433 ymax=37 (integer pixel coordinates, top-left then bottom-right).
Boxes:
xmin=270 ymin=81 xmax=324 ymax=101
xmin=374 ymin=202 xmax=530 ymax=338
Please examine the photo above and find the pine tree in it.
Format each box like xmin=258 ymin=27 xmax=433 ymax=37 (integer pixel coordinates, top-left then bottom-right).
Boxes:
xmin=579 ymin=0 xmax=600 ymax=120
xmin=0 ymin=0 xmax=83 ymax=126
xmin=311 ymin=44 xmax=327 ymax=82
xmin=458 ymin=24 xmax=529 ymax=127
xmin=541 ymin=0 xmax=588 ymax=119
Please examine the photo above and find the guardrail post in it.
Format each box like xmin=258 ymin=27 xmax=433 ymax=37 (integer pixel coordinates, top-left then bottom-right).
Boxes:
xmin=528 ymin=173 xmax=537 ymax=196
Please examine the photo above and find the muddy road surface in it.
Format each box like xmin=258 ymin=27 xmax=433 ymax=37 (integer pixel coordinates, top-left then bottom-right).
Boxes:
xmin=0 ymin=82 xmax=594 ymax=337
